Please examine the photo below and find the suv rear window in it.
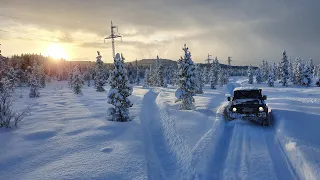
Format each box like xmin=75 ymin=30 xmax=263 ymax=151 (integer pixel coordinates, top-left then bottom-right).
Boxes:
xmin=233 ymin=90 xmax=262 ymax=99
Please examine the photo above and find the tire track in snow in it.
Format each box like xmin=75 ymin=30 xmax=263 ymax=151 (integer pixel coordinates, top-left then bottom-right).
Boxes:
xmin=222 ymin=123 xmax=278 ymax=180
xmin=263 ymin=127 xmax=298 ymax=180
xmin=140 ymin=90 xmax=178 ymax=180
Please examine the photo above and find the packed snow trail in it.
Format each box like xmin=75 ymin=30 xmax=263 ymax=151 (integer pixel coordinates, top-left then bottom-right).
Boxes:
xmin=140 ymin=90 xmax=179 ymax=180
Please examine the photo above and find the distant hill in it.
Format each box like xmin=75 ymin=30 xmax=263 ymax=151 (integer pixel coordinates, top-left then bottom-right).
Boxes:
xmin=133 ymin=58 xmax=257 ymax=69
xmin=134 ymin=58 xmax=176 ymax=67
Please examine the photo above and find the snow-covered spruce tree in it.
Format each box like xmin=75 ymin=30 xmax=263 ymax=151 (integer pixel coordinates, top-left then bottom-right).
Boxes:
xmin=301 ymin=62 xmax=312 ymax=87
xmin=256 ymin=68 xmax=262 ymax=84
xmin=3 ymin=67 xmax=19 ymax=90
xmin=268 ymin=65 xmax=275 ymax=87
xmin=218 ymin=69 xmax=224 ymax=87
xmin=107 ymin=53 xmax=133 ymax=122
xmin=316 ymin=65 xmax=320 ymax=78
xmin=127 ymin=63 xmax=135 ymax=84
xmin=293 ymin=57 xmax=303 ymax=85
xmin=72 ymin=67 xmax=84 ymax=94
xmin=84 ymin=71 xmax=91 ymax=87
xmin=280 ymin=50 xmax=289 ymax=86
xmin=289 ymin=60 xmax=294 ymax=83
xmin=276 ymin=62 xmax=281 ymax=81
xmin=29 ymin=62 xmax=41 ymax=98
xmin=39 ymin=65 xmax=46 ymax=88
xmin=223 ymin=69 xmax=230 ymax=84
xmin=175 ymin=44 xmax=196 ymax=110
xmin=94 ymin=51 xmax=106 ymax=92
xmin=195 ymin=64 xmax=203 ymax=94
xmin=149 ymin=65 xmax=156 ymax=87
xmin=260 ymin=60 xmax=269 ymax=82
xmin=202 ymin=66 xmax=209 ymax=84
xmin=171 ymin=69 xmax=179 ymax=87
xmin=308 ymin=59 xmax=315 ymax=77
xmin=135 ymin=67 xmax=140 ymax=85
xmin=165 ymin=64 xmax=174 ymax=85
xmin=143 ymin=68 xmax=150 ymax=88
xmin=68 ymin=69 xmax=73 ymax=88
xmin=156 ymin=63 xmax=166 ymax=87
xmin=316 ymin=65 xmax=320 ymax=87
xmin=313 ymin=64 xmax=319 ymax=78
xmin=210 ymin=57 xmax=220 ymax=89
xmin=247 ymin=65 xmax=253 ymax=84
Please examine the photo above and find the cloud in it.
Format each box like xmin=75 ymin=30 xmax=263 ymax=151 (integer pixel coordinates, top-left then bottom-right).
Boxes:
xmin=1 ymin=0 xmax=320 ymax=64
xmin=57 ymin=32 xmax=74 ymax=43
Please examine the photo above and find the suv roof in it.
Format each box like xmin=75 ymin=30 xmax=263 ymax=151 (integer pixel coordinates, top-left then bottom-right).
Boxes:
xmin=233 ymin=87 xmax=261 ymax=92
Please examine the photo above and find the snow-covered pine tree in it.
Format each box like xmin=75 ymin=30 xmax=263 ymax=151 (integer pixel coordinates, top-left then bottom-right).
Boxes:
xmin=218 ymin=69 xmax=224 ymax=87
xmin=202 ymin=66 xmax=209 ymax=84
xmin=149 ymin=65 xmax=156 ymax=87
xmin=143 ymin=68 xmax=150 ymax=88
xmin=272 ymin=63 xmax=277 ymax=82
xmin=315 ymin=65 xmax=320 ymax=87
xmin=280 ymin=50 xmax=289 ymax=86
xmin=316 ymin=65 xmax=320 ymax=78
xmin=135 ymin=63 xmax=141 ymax=85
xmin=308 ymin=59 xmax=315 ymax=77
xmin=293 ymin=57 xmax=303 ymax=85
xmin=268 ymin=65 xmax=275 ymax=87
xmin=288 ymin=60 xmax=294 ymax=83
xmin=195 ymin=64 xmax=203 ymax=94
xmin=94 ymin=51 xmax=106 ymax=92
xmin=39 ymin=65 xmax=46 ymax=88
xmin=29 ymin=62 xmax=40 ymax=98
xmin=165 ymin=64 xmax=173 ymax=85
xmin=72 ymin=67 xmax=84 ymax=94
xmin=172 ymin=69 xmax=179 ymax=87
xmin=156 ymin=63 xmax=166 ymax=87
xmin=301 ymin=62 xmax=312 ymax=87
xmin=68 ymin=69 xmax=73 ymax=88
xmin=256 ymin=68 xmax=262 ymax=84
xmin=260 ymin=60 xmax=269 ymax=82
xmin=313 ymin=64 xmax=319 ymax=78
xmin=210 ymin=57 xmax=220 ymax=89
xmin=107 ymin=53 xmax=133 ymax=122
xmin=175 ymin=44 xmax=196 ymax=110
xmin=126 ymin=63 xmax=135 ymax=84
xmin=3 ymin=67 xmax=19 ymax=90
xmin=84 ymin=71 xmax=91 ymax=87
xmin=276 ymin=62 xmax=281 ymax=81
xmin=223 ymin=69 xmax=230 ymax=84
xmin=247 ymin=65 xmax=253 ymax=84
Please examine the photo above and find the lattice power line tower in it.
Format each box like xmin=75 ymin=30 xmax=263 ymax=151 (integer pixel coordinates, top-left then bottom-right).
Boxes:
xmin=104 ymin=21 xmax=122 ymax=59
xmin=205 ymin=54 xmax=213 ymax=64
xmin=228 ymin=56 xmax=232 ymax=66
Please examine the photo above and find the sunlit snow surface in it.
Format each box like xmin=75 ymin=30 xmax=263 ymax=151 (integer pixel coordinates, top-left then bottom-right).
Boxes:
xmin=0 ymin=77 xmax=320 ymax=180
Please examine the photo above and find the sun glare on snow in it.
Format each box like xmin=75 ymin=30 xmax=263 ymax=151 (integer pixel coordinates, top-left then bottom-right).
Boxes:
xmin=44 ymin=43 xmax=69 ymax=60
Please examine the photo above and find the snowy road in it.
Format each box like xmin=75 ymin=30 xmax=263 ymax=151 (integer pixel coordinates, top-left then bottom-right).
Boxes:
xmin=140 ymin=83 xmax=301 ymax=180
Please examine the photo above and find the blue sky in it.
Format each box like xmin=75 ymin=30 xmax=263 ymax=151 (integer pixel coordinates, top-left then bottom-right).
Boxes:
xmin=0 ymin=0 xmax=319 ymax=65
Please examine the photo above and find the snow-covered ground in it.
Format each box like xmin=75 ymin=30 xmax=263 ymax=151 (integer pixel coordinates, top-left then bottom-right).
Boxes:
xmin=0 ymin=77 xmax=320 ymax=180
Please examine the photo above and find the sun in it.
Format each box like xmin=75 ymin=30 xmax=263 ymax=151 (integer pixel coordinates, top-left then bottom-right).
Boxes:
xmin=44 ymin=43 xmax=69 ymax=60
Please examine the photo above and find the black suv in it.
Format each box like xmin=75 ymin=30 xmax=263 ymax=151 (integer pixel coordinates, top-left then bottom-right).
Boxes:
xmin=226 ymin=87 xmax=270 ymax=126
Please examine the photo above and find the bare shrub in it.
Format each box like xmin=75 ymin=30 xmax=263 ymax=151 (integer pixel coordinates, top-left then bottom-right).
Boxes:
xmin=0 ymin=78 xmax=30 ymax=128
